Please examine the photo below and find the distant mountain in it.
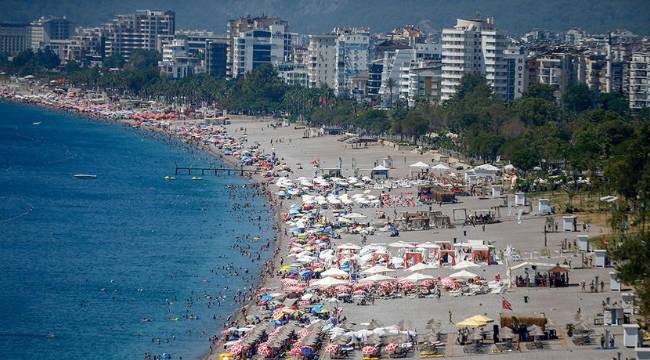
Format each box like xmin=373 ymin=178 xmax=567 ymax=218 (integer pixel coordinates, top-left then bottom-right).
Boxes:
xmin=2 ymin=0 xmax=649 ymax=35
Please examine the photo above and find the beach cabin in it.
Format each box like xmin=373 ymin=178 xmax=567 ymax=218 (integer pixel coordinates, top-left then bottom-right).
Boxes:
xmin=515 ymin=192 xmax=526 ymax=206
xmin=594 ymin=249 xmax=608 ymax=267
xmin=623 ymin=324 xmax=640 ymax=347
xmin=435 ymin=241 xmax=456 ymax=266
xmin=603 ymin=306 xmax=624 ymax=326
xmin=538 ymin=199 xmax=552 ymax=215
xmin=610 ymin=272 xmax=621 ymax=291
xmin=577 ymin=234 xmax=590 ymax=252
xmin=382 ymin=156 xmax=393 ymax=169
xmin=622 ymin=293 xmax=635 ymax=315
xmin=370 ymin=165 xmax=389 ymax=180
xmin=454 ymin=240 xmax=495 ymax=265
xmin=491 ymin=185 xmax=502 ymax=198
xmin=562 ymin=215 xmax=577 ymax=232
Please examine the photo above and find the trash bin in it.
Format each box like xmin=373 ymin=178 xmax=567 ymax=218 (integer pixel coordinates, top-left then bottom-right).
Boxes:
xmin=524 ymin=296 xmax=529 ymax=303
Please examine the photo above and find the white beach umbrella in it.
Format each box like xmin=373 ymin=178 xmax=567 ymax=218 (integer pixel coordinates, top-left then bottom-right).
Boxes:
xmin=449 ymin=270 xmax=478 ymax=280
xmin=402 ymin=272 xmax=435 ymax=282
xmin=409 ymin=161 xmax=430 ymax=169
xmin=360 ymin=274 xmax=396 ymax=283
xmin=321 ymin=268 xmax=350 ymax=278
xmin=337 ymin=243 xmax=361 ymax=251
xmin=388 ymin=241 xmax=415 ymax=249
xmin=314 ymin=277 xmax=348 ymax=287
xmin=452 ymin=260 xmax=480 ymax=270
xmin=415 ymin=242 xmax=440 ymax=249
xmin=362 ymin=265 xmax=395 ymax=275
xmin=407 ymin=262 xmax=437 ymax=272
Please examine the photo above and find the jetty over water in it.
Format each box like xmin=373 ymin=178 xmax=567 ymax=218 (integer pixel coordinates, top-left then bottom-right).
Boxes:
xmin=174 ymin=166 xmax=259 ymax=176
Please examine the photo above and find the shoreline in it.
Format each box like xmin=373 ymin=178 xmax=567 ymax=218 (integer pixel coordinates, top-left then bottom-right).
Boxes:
xmin=0 ymin=81 xmax=288 ymax=360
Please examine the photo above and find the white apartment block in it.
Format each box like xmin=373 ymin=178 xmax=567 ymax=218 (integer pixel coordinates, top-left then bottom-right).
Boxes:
xmin=103 ymin=10 xmax=175 ymax=60
xmin=231 ymin=25 xmax=287 ymax=78
xmin=381 ymin=42 xmax=441 ymax=106
xmin=629 ymin=52 xmax=650 ymax=110
xmin=441 ymin=18 xmax=507 ymax=101
xmin=159 ymin=38 xmax=196 ymax=78
xmin=226 ymin=16 xmax=288 ymax=78
xmin=306 ymin=34 xmax=337 ymax=89
xmin=334 ymin=28 xmax=370 ymax=96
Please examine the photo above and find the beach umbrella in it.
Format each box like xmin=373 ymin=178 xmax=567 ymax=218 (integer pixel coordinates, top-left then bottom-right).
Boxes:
xmin=455 ymin=318 xmax=485 ymax=328
xmin=321 ymin=267 xmax=349 ymax=278
xmin=500 ymin=326 xmax=514 ymax=340
xmin=468 ymin=314 xmax=494 ymax=324
xmin=452 ymin=260 xmax=480 ymax=270
xmin=362 ymin=265 xmax=395 ymax=275
xmin=337 ymin=243 xmax=361 ymax=251
xmin=402 ymin=272 xmax=435 ymax=283
xmin=344 ymin=212 xmax=367 ymax=219
xmin=360 ymin=274 xmax=396 ymax=283
xmin=407 ymin=262 xmax=437 ymax=271
xmin=415 ymin=242 xmax=440 ymax=249
xmin=449 ymin=270 xmax=478 ymax=280
xmin=409 ymin=161 xmax=430 ymax=169
xmin=388 ymin=241 xmax=415 ymax=248
xmin=313 ymin=277 xmax=348 ymax=287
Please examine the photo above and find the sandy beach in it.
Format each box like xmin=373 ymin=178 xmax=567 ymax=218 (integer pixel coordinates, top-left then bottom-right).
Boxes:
xmin=1 ymin=80 xmax=642 ymax=359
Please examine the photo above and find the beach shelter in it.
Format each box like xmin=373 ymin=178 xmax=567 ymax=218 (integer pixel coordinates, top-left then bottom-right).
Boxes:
xmin=314 ymin=277 xmax=348 ymax=287
xmin=370 ymin=165 xmax=389 ymax=180
xmin=409 ymin=161 xmax=430 ymax=177
xmin=321 ymin=268 xmax=349 ymax=278
xmin=449 ymin=270 xmax=478 ymax=280
xmin=362 ymin=265 xmax=395 ymax=275
xmin=456 ymin=315 xmax=493 ymax=328
xmin=402 ymin=272 xmax=435 ymax=282
xmin=431 ymin=163 xmax=450 ymax=174
xmin=452 ymin=260 xmax=480 ymax=270
xmin=360 ymin=274 xmax=396 ymax=283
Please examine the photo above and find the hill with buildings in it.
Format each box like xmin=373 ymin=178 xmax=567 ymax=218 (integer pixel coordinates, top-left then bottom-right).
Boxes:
xmin=1 ymin=0 xmax=649 ymax=35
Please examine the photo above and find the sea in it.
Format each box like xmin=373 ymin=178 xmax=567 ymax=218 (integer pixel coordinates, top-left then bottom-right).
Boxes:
xmin=0 ymin=101 xmax=274 ymax=360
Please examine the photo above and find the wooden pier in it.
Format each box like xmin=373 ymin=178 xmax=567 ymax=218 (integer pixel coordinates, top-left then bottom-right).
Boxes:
xmin=174 ymin=166 xmax=259 ymax=176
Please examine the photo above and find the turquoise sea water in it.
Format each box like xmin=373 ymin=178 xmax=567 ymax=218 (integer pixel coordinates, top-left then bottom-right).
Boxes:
xmin=0 ymin=101 xmax=274 ymax=359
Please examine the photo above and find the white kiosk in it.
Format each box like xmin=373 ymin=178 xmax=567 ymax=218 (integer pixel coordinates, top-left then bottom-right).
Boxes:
xmin=382 ymin=157 xmax=393 ymax=169
xmin=594 ymin=249 xmax=608 ymax=267
xmin=622 ymin=293 xmax=635 ymax=314
xmin=491 ymin=185 xmax=502 ymax=198
xmin=538 ymin=199 xmax=552 ymax=215
xmin=563 ymin=215 xmax=577 ymax=231
xmin=610 ymin=272 xmax=621 ymax=292
xmin=577 ymin=234 xmax=590 ymax=252
xmin=515 ymin=192 xmax=526 ymax=206
xmin=623 ymin=324 xmax=640 ymax=347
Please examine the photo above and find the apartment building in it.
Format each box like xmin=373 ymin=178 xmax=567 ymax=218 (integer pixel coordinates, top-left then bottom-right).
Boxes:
xmin=334 ymin=27 xmax=370 ymax=96
xmin=0 ymin=22 xmax=29 ymax=55
xmin=306 ymin=34 xmax=337 ymax=89
xmin=407 ymin=60 xmax=442 ymax=106
xmin=103 ymin=10 xmax=175 ymax=60
xmin=531 ymin=52 xmax=578 ymax=98
xmin=30 ymin=16 xmax=72 ymax=50
xmin=226 ymin=16 xmax=289 ymax=78
xmin=628 ymin=52 xmax=650 ymax=110
xmin=206 ymin=38 xmax=228 ymax=78
xmin=366 ymin=61 xmax=384 ymax=102
xmin=441 ymin=18 xmax=507 ymax=101
xmin=230 ymin=25 xmax=288 ymax=78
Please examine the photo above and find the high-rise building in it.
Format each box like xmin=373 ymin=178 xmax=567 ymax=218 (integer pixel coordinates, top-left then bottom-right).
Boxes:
xmin=159 ymin=37 xmax=196 ymax=79
xmin=306 ymin=34 xmax=337 ymax=89
xmin=440 ymin=18 xmax=507 ymax=101
xmin=206 ymin=38 xmax=228 ymax=78
xmin=504 ymin=47 xmax=528 ymax=101
xmin=0 ymin=22 xmax=29 ymax=56
xmin=407 ymin=60 xmax=442 ymax=107
xmin=367 ymin=60 xmax=383 ymax=102
xmin=530 ymin=52 xmax=578 ymax=99
xmin=628 ymin=51 xmax=650 ymax=110
xmin=334 ymin=27 xmax=370 ymax=96
xmin=230 ymin=25 xmax=288 ymax=78
xmin=103 ymin=10 xmax=175 ymax=60
xmin=30 ymin=16 xmax=72 ymax=50
xmin=226 ymin=16 xmax=288 ymax=78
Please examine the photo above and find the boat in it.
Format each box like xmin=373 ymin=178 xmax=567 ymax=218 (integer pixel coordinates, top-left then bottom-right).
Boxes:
xmin=74 ymin=174 xmax=97 ymax=179
xmin=164 ymin=176 xmax=176 ymax=180
xmin=191 ymin=176 xmax=202 ymax=181
xmin=33 ymin=121 xmax=42 ymax=125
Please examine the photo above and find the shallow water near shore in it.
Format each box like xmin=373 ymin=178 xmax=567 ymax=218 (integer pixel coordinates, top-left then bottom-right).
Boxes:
xmin=0 ymin=101 xmax=274 ymax=359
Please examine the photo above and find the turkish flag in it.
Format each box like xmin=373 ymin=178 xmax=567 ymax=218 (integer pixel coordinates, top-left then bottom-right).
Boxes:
xmin=502 ymin=298 xmax=512 ymax=311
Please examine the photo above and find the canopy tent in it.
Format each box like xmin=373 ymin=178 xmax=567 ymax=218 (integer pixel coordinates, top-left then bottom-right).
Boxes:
xmin=456 ymin=315 xmax=494 ymax=328
xmin=409 ymin=161 xmax=430 ymax=169
xmin=449 ymin=270 xmax=478 ymax=280
xmin=431 ymin=163 xmax=450 ymax=171
xmin=474 ymin=164 xmax=500 ymax=172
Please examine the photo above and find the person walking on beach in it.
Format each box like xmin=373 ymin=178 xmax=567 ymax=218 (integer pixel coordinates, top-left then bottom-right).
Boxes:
xmin=448 ymin=310 xmax=453 ymax=324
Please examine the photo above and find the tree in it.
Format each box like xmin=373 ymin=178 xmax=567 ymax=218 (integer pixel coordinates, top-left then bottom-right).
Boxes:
xmin=102 ymin=53 xmax=125 ymax=69
xmin=562 ymin=83 xmax=594 ymax=112
xmin=512 ymin=97 xmax=558 ymax=126
xmin=126 ymin=49 xmax=161 ymax=71
xmin=386 ymin=77 xmax=396 ymax=108
xmin=523 ymin=83 xmax=556 ymax=102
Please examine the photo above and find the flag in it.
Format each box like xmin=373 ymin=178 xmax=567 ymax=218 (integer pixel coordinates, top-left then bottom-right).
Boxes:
xmin=502 ymin=298 xmax=512 ymax=311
